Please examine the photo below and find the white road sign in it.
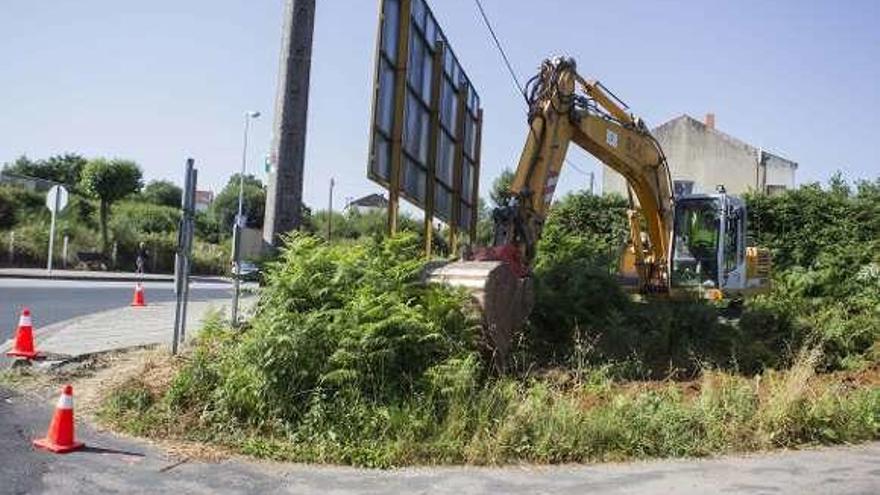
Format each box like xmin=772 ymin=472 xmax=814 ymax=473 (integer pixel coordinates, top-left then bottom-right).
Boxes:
xmin=46 ymin=185 xmax=69 ymax=212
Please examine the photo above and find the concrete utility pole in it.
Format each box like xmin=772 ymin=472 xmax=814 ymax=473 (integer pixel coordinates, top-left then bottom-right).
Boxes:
xmin=263 ymin=0 xmax=316 ymax=248
xmin=327 ymin=177 xmax=334 ymax=243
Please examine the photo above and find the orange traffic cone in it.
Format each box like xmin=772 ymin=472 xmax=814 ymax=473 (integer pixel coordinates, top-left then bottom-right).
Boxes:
xmin=131 ymin=283 xmax=146 ymax=307
xmin=33 ymin=385 xmax=84 ymax=453
xmin=6 ymin=307 xmax=38 ymax=359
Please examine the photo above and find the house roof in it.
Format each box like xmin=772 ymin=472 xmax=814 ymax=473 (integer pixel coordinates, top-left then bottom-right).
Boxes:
xmin=349 ymin=193 xmax=388 ymax=208
xmin=652 ymin=114 xmax=797 ymax=169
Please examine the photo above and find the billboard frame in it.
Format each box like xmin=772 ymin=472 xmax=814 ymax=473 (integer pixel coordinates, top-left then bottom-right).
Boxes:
xmin=367 ymin=0 xmax=483 ymax=256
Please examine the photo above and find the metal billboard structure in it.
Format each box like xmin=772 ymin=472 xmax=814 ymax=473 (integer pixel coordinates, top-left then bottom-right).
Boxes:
xmin=367 ymin=0 xmax=483 ymax=255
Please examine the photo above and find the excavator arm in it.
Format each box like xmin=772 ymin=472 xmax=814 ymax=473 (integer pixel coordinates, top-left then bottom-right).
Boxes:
xmin=428 ymin=57 xmax=676 ymax=369
xmin=491 ymin=57 xmax=674 ymax=291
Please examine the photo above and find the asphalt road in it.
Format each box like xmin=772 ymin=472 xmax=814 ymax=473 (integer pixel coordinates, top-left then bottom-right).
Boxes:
xmin=0 ymin=278 xmax=232 ymax=342
xmin=2 ymin=386 xmax=879 ymax=494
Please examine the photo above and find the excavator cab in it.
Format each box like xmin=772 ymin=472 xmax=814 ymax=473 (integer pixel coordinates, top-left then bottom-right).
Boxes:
xmin=670 ymin=190 xmax=770 ymax=298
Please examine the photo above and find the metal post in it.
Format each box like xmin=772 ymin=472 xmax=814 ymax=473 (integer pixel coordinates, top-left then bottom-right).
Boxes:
xmin=62 ymin=235 xmax=69 ymax=269
xmin=8 ymin=231 xmax=14 ymax=265
xmin=111 ymin=241 xmax=118 ymax=269
xmin=589 ymin=172 xmax=595 ymax=195
xmin=232 ymin=112 xmax=258 ymax=326
xmin=180 ymin=168 xmax=197 ymax=343
xmin=386 ymin=0 xmax=412 ymax=236
xmin=327 ymin=177 xmax=334 ymax=242
xmin=263 ymin=0 xmax=316 ymax=247
xmin=47 ymin=191 xmax=60 ymax=273
xmin=172 ymin=158 xmax=195 ymax=355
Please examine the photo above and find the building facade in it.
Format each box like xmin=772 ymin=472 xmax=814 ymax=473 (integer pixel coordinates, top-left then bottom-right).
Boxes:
xmin=346 ymin=193 xmax=388 ymax=214
xmin=194 ymin=190 xmax=214 ymax=212
xmin=603 ymin=114 xmax=797 ymax=197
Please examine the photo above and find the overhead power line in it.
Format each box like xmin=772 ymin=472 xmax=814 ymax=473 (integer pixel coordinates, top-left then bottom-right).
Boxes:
xmin=472 ymin=0 xmax=525 ymax=100
xmin=471 ymin=0 xmax=591 ymax=179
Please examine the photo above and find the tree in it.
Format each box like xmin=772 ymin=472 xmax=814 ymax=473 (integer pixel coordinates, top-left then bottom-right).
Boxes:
xmin=80 ymin=159 xmax=143 ymax=254
xmin=489 ymin=169 xmax=515 ymax=208
xmin=141 ymin=180 xmax=182 ymax=208
xmin=3 ymin=153 xmax=88 ymax=190
xmin=212 ymin=174 xmax=265 ymax=231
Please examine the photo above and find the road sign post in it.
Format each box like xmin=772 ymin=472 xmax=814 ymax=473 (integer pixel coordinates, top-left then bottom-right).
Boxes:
xmin=172 ymin=158 xmax=197 ymax=355
xmin=62 ymin=235 xmax=69 ymax=269
xmin=45 ymin=185 xmax=69 ymax=273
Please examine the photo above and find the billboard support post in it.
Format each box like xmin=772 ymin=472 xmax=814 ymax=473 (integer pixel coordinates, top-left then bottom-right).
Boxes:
xmin=470 ymin=108 xmax=484 ymax=242
xmin=450 ymin=82 xmax=468 ymax=257
xmin=386 ymin=0 xmax=412 ymax=236
xmin=424 ymin=40 xmax=446 ymax=257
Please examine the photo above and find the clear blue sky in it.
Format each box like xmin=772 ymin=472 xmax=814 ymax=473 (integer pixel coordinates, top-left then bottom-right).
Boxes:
xmin=2 ymin=0 xmax=878 ymax=210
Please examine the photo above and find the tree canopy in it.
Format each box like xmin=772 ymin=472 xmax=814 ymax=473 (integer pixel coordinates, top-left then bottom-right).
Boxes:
xmin=212 ymin=174 xmax=265 ymax=230
xmin=141 ymin=180 xmax=182 ymax=208
xmin=80 ymin=158 xmax=143 ymax=253
xmin=489 ymin=169 xmax=515 ymax=208
xmin=3 ymin=153 xmax=88 ymax=189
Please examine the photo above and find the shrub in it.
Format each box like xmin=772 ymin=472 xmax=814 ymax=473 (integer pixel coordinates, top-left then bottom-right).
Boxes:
xmin=111 ymin=201 xmax=180 ymax=235
xmin=161 ymin=233 xmax=481 ymax=430
xmin=0 ymin=185 xmax=44 ymax=229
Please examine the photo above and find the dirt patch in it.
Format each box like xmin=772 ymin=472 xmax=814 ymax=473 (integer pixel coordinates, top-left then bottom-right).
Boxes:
xmin=70 ymin=347 xmax=174 ymax=418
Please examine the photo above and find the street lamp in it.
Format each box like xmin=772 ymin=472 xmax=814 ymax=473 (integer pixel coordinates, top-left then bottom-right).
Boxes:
xmin=231 ymin=110 xmax=260 ymax=325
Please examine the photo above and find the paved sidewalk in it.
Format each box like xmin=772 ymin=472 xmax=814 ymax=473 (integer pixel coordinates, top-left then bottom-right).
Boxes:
xmin=0 ymin=298 xmax=237 ymax=362
xmin=0 ymin=268 xmax=231 ymax=284
xmin=0 ymin=268 xmax=174 ymax=282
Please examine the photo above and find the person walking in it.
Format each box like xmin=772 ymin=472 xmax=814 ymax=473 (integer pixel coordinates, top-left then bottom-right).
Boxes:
xmin=135 ymin=242 xmax=149 ymax=275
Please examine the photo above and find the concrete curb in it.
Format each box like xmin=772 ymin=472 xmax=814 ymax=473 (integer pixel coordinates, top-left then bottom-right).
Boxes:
xmin=0 ymin=270 xmax=231 ymax=284
xmin=0 ymin=271 xmax=172 ymax=283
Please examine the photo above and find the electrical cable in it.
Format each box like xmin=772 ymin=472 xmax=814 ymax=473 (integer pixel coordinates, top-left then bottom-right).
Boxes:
xmin=472 ymin=0 xmax=592 ymax=180
xmin=472 ymin=0 xmax=526 ymax=101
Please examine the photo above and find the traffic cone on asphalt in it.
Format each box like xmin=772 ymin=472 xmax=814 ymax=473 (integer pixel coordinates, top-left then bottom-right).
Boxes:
xmin=6 ymin=308 xmax=39 ymax=359
xmin=33 ymin=385 xmax=84 ymax=453
xmin=131 ymin=283 xmax=146 ymax=307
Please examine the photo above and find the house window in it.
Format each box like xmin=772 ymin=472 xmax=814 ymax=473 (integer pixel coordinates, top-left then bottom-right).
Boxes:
xmin=765 ymin=184 xmax=787 ymax=196
xmin=674 ymin=180 xmax=695 ymax=197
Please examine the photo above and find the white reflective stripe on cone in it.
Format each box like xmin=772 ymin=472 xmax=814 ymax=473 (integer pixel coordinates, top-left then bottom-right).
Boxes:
xmin=57 ymin=394 xmax=74 ymax=410
xmin=19 ymin=316 xmax=32 ymax=327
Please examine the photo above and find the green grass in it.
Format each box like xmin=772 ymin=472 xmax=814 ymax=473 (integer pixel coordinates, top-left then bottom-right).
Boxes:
xmin=98 ymin=345 xmax=880 ymax=468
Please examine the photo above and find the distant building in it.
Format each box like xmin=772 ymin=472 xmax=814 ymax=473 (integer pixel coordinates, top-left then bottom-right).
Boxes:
xmin=346 ymin=193 xmax=388 ymax=214
xmin=603 ymin=114 xmax=797 ymax=197
xmin=0 ymin=172 xmax=58 ymax=192
xmin=194 ymin=190 xmax=214 ymax=212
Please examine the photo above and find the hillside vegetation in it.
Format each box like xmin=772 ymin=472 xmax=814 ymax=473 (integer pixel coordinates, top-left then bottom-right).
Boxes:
xmin=0 ymin=154 xmax=270 ymax=273
xmin=99 ymin=176 xmax=880 ymax=467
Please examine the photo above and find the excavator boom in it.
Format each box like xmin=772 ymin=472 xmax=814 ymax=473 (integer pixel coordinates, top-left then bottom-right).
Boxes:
xmin=491 ymin=57 xmax=674 ymax=290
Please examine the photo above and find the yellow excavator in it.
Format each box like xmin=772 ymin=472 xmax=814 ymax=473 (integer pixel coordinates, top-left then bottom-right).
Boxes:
xmin=428 ymin=57 xmax=770 ymax=365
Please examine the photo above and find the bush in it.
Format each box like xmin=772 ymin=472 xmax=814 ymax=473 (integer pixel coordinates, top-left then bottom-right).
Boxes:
xmin=111 ymin=201 xmax=180 ymax=235
xmin=201 ymin=233 xmax=480 ymax=425
xmin=525 ymin=181 xmax=880 ymax=376
xmin=0 ymin=185 xmax=44 ymax=229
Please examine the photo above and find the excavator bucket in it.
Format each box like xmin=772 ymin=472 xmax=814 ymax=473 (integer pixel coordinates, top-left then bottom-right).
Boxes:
xmin=425 ymin=260 xmax=534 ymax=371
